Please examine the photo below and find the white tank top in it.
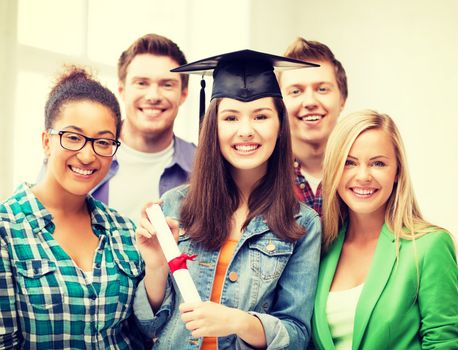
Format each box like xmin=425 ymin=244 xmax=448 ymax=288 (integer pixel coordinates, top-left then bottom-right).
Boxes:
xmin=326 ymin=284 xmax=364 ymax=350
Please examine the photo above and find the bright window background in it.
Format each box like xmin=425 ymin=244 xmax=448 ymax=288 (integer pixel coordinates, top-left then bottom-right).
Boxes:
xmin=11 ymin=0 xmax=250 ymax=191
xmin=18 ymin=0 xmax=85 ymax=55
xmin=87 ymin=0 xmax=190 ymax=65
xmin=2 ymin=0 xmax=458 ymax=238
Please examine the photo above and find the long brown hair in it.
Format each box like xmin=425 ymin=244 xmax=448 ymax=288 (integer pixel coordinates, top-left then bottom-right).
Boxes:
xmin=180 ymin=97 xmax=305 ymax=250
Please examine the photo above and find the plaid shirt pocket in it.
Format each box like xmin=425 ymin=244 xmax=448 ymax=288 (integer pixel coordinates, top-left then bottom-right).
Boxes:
xmin=113 ymin=258 xmax=143 ymax=317
xmin=14 ymin=259 xmax=64 ymax=311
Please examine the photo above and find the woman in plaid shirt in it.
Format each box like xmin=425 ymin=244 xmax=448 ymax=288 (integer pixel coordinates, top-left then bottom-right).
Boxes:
xmin=0 ymin=66 xmax=144 ymax=349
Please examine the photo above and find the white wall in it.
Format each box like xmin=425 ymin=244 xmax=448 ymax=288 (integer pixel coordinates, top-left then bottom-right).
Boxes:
xmin=0 ymin=0 xmax=17 ymax=201
xmin=250 ymin=0 xmax=458 ymax=236
xmin=1 ymin=0 xmax=457 ymax=236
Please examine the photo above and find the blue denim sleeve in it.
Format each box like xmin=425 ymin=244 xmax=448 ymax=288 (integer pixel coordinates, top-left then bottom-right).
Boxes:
xmin=133 ymin=187 xmax=185 ymax=337
xmin=133 ymin=276 xmax=176 ymax=338
xmin=239 ymin=209 xmax=322 ymax=350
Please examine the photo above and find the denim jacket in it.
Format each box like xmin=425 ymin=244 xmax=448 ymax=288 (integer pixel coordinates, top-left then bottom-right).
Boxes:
xmin=134 ymin=185 xmax=321 ymax=349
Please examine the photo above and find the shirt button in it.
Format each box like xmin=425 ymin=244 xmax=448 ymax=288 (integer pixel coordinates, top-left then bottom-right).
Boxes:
xmin=266 ymin=243 xmax=276 ymax=252
xmin=95 ymin=263 xmax=101 ymax=269
xmin=91 ymin=294 xmax=97 ymax=300
xmin=228 ymin=271 xmax=238 ymax=282
xmin=299 ymin=183 xmax=306 ymax=189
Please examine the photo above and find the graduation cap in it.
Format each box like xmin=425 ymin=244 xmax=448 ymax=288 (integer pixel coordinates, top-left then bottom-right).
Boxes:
xmin=171 ymin=49 xmax=319 ymax=126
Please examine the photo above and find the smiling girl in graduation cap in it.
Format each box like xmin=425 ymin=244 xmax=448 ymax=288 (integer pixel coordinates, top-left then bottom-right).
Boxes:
xmin=133 ymin=50 xmax=322 ymax=349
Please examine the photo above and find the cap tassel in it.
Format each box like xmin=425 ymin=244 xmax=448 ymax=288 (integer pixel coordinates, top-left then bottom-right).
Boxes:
xmin=199 ymin=76 xmax=206 ymax=128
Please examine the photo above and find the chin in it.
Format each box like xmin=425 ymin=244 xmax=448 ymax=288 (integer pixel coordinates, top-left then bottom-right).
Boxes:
xmin=348 ymin=204 xmax=385 ymax=217
xmin=71 ymin=189 xmax=92 ymax=197
xmin=63 ymin=182 xmax=96 ymax=197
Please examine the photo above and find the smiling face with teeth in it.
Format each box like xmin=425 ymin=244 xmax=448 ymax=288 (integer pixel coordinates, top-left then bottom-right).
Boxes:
xmin=337 ymin=129 xmax=398 ymax=221
xmin=42 ymin=100 xmax=117 ymax=197
xmin=118 ymin=54 xmax=188 ymax=151
xmin=217 ymin=97 xmax=280 ymax=181
xmin=280 ymin=60 xmax=345 ymax=151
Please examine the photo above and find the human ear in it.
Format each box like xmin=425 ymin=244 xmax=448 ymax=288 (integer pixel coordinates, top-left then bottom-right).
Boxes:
xmin=179 ymin=87 xmax=188 ymax=106
xmin=339 ymin=97 xmax=346 ymax=112
xmin=42 ymin=130 xmax=51 ymax=158
xmin=118 ymin=81 xmax=125 ymax=99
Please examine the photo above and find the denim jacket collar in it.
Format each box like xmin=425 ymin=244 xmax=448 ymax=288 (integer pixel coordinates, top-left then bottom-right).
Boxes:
xmin=178 ymin=210 xmax=304 ymax=245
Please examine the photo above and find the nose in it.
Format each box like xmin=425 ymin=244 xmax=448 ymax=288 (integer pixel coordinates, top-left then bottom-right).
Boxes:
xmin=301 ymin=89 xmax=318 ymax=110
xmin=237 ymin=118 xmax=254 ymax=138
xmin=145 ymin=84 xmax=162 ymax=102
xmin=76 ymin=141 xmax=97 ymax=164
xmin=355 ymin=164 xmax=372 ymax=182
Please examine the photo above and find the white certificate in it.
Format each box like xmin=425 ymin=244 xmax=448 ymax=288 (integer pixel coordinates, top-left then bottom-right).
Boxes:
xmin=146 ymin=204 xmax=201 ymax=302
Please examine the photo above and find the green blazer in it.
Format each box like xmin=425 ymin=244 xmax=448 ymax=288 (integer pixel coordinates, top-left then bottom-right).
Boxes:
xmin=312 ymin=224 xmax=458 ymax=350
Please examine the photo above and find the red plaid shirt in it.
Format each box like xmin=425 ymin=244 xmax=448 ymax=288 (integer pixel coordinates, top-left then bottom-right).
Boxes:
xmin=293 ymin=160 xmax=323 ymax=216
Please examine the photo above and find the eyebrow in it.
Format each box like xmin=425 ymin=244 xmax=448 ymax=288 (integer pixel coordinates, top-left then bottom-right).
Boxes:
xmin=219 ymin=107 xmax=274 ymax=113
xmin=312 ymin=81 xmax=336 ymax=89
xmin=347 ymin=155 xmax=390 ymax=160
xmin=286 ymin=81 xmax=334 ymax=87
xmin=131 ymin=76 xmax=179 ymax=82
xmin=63 ymin=125 xmax=116 ymax=138
xmin=253 ymin=107 xmax=273 ymax=113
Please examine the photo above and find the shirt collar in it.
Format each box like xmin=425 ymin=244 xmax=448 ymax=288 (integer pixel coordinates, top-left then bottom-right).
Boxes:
xmin=242 ymin=210 xmax=303 ymax=239
xmin=85 ymin=195 xmax=114 ymax=232
xmin=167 ymin=136 xmax=194 ymax=173
xmin=293 ymin=158 xmax=302 ymax=176
xmin=16 ymin=183 xmax=54 ymax=235
xmin=18 ymin=183 xmax=112 ymax=235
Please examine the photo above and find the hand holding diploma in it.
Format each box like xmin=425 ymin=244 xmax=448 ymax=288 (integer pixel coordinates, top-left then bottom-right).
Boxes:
xmin=145 ymin=204 xmax=201 ymax=303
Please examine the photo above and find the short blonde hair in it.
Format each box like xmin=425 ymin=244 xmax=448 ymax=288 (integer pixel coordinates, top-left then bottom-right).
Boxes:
xmin=322 ymin=110 xmax=444 ymax=251
xmin=283 ymin=37 xmax=348 ymax=100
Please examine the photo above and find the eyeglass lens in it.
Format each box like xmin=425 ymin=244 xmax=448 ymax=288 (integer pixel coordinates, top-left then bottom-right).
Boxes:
xmin=60 ymin=132 xmax=117 ymax=156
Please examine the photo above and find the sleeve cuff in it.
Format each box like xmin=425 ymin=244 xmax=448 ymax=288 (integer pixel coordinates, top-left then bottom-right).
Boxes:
xmin=234 ymin=311 xmax=290 ymax=350
xmin=133 ymin=277 xmax=175 ymax=337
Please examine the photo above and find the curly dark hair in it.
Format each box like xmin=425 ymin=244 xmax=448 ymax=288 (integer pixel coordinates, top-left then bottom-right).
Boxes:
xmin=44 ymin=65 xmax=122 ymax=138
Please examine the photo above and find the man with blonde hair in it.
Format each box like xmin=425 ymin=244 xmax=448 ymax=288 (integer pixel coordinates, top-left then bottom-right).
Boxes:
xmin=279 ymin=37 xmax=347 ymax=215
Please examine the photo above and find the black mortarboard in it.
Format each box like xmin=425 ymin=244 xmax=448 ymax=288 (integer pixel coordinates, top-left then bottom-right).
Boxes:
xmin=171 ymin=49 xmax=319 ymax=126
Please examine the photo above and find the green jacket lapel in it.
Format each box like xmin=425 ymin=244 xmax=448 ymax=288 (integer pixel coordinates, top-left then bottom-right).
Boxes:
xmin=313 ymin=229 xmax=346 ymax=350
xmin=352 ymin=224 xmax=396 ymax=349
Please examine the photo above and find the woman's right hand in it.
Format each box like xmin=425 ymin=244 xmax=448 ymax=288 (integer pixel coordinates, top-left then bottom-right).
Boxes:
xmin=136 ymin=201 xmax=180 ymax=270
xmin=136 ymin=201 xmax=181 ymax=310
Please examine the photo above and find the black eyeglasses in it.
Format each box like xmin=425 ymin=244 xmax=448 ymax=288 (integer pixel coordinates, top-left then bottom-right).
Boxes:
xmin=48 ymin=129 xmax=121 ymax=157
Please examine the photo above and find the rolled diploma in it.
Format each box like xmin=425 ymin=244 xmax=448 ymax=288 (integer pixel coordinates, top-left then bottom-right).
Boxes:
xmin=146 ymin=204 xmax=201 ymax=302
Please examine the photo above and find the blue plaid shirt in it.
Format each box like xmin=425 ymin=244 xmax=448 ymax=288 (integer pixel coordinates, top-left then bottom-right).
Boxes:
xmin=0 ymin=184 xmax=144 ymax=349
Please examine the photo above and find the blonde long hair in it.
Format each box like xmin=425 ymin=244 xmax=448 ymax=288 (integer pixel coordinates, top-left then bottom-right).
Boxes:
xmin=322 ymin=110 xmax=445 ymax=251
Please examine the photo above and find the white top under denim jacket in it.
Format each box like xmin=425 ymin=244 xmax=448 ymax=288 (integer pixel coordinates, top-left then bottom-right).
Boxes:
xmin=134 ymin=185 xmax=322 ymax=350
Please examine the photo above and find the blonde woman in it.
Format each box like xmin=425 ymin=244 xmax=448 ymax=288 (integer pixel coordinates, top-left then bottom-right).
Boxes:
xmin=312 ymin=110 xmax=457 ymax=349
